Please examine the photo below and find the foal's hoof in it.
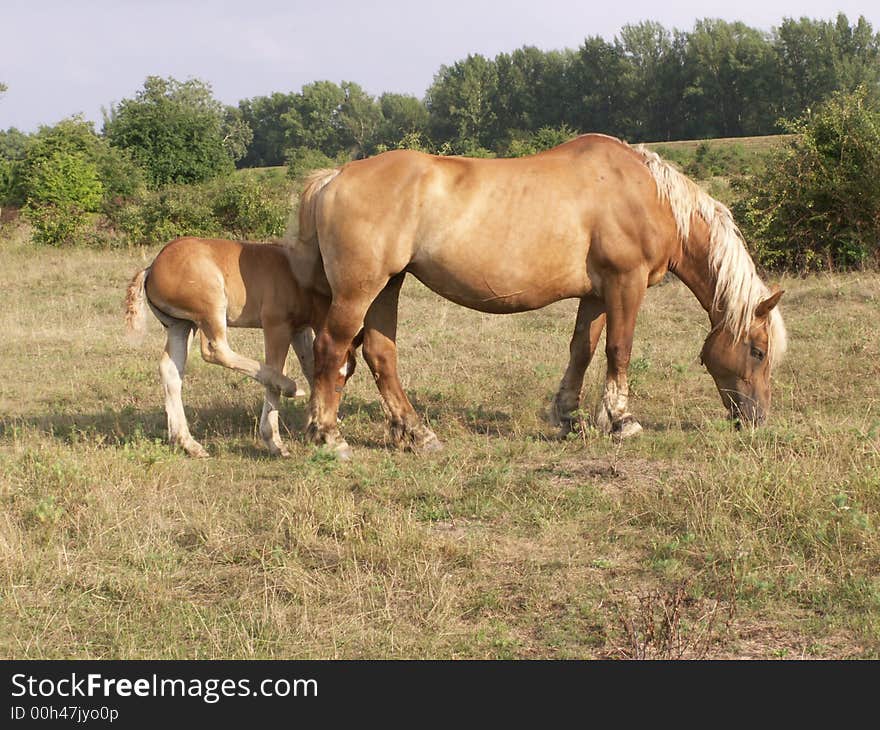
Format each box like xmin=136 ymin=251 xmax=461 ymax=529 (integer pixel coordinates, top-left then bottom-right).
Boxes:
xmin=184 ymin=441 xmax=210 ymax=458
xmin=612 ymin=416 xmax=643 ymax=440
xmin=281 ymin=381 xmax=306 ymax=398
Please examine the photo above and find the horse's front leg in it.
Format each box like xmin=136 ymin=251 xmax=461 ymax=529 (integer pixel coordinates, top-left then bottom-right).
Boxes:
xmin=362 ymin=273 xmax=442 ymax=452
xmin=551 ymin=296 xmax=606 ymax=435
xmin=596 ymin=276 xmax=645 ymax=438
xmin=306 ymin=298 xmax=370 ymax=460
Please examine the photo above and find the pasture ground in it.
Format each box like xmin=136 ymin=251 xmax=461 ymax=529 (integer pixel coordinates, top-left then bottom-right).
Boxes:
xmin=1 ymin=225 xmax=878 ymax=659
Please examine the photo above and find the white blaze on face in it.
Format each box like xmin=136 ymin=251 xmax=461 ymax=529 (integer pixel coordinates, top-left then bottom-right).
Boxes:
xmin=338 ymin=361 xmax=349 ymax=378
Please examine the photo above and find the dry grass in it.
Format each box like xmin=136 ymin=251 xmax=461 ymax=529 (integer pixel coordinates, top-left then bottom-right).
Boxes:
xmin=1 ymin=224 xmax=878 ymax=659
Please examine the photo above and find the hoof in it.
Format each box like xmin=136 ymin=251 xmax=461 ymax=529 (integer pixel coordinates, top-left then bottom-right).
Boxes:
xmin=183 ymin=441 xmax=209 ymax=458
xmin=266 ymin=444 xmax=291 ymax=458
xmin=612 ymin=416 xmax=643 ymax=440
xmin=548 ymin=394 xmax=564 ymax=428
xmin=281 ymin=381 xmax=305 ymax=398
xmin=415 ymin=433 xmax=444 ymax=453
xmin=318 ymin=440 xmax=352 ymax=461
xmin=595 ymin=404 xmax=613 ymax=435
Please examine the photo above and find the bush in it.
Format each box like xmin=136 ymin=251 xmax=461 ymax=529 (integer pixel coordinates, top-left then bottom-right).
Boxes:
xmin=212 ymin=176 xmax=292 ymax=239
xmin=22 ymin=117 xmax=143 ymax=204
xmin=285 ymin=146 xmax=337 ymax=180
xmin=107 ymin=173 xmax=293 ymax=244
xmin=686 ymin=142 xmax=751 ymax=178
xmin=736 ymin=87 xmax=880 ymax=271
xmin=505 ymin=124 xmax=577 ymax=157
xmin=23 ymin=151 xmax=104 ymax=245
xmin=109 ymin=183 xmax=220 ymax=244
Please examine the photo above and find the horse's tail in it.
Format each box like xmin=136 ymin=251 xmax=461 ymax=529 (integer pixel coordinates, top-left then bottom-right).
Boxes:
xmin=298 ymin=167 xmax=341 ymax=244
xmin=124 ymin=267 xmax=150 ymax=343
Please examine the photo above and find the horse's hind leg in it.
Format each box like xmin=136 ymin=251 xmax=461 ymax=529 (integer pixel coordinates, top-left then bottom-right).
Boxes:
xmin=597 ymin=275 xmax=645 ymax=438
xmin=159 ymin=322 xmax=208 ymax=458
xmin=197 ymin=314 xmax=300 ymax=396
xmin=551 ymin=296 xmax=606 ymax=435
xmin=361 ymin=273 xmax=441 ymax=452
xmin=258 ymin=323 xmax=293 ymax=457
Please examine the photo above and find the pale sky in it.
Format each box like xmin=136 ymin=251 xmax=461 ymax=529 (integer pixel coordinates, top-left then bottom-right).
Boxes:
xmin=2 ymin=0 xmax=878 ymax=132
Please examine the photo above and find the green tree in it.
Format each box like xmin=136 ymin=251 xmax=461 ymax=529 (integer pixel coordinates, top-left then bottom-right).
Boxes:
xmin=427 ymin=54 xmax=498 ymax=152
xmin=338 ymin=81 xmax=383 ymax=156
xmin=684 ymin=19 xmax=778 ymax=138
xmin=282 ymin=81 xmax=347 ymax=157
xmin=238 ymin=92 xmax=298 ymax=167
xmin=0 ymin=127 xmax=29 ymax=205
xmin=377 ymin=93 xmax=430 ymax=148
xmin=104 ymin=76 xmax=248 ymax=186
xmin=774 ymin=14 xmax=880 ymax=119
xmin=567 ymin=36 xmax=632 ymax=137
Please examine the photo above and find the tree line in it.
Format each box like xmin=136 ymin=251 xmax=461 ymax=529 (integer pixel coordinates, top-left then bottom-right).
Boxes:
xmin=1 ymin=13 xmax=879 ymax=268
xmin=240 ymin=13 xmax=880 ymax=162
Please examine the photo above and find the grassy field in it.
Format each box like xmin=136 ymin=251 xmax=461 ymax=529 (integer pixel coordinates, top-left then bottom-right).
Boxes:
xmin=1 ymin=221 xmax=878 ymax=659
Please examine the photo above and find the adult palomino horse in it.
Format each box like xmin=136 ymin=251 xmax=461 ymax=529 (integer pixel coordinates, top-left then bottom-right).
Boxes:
xmin=293 ymin=134 xmax=787 ymax=459
xmin=124 ymin=237 xmax=357 ymax=457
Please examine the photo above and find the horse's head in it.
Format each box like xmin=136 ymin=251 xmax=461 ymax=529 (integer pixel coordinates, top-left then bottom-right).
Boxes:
xmin=700 ymin=289 xmax=785 ymax=426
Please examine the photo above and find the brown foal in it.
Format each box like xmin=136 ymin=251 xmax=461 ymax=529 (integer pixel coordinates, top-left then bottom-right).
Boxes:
xmin=125 ymin=237 xmax=356 ymax=457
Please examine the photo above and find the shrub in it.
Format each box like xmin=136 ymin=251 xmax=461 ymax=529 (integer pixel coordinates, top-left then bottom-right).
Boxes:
xmin=505 ymin=124 xmax=577 ymax=157
xmin=736 ymin=87 xmax=880 ymax=271
xmin=106 ymin=173 xmax=293 ymax=245
xmin=23 ymin=151 xmax=104 ymax=245
xmin=212 ymin=176 xmax=292 ymax=239
xmin=109 ymin=183 xmax=220 ymax=244
xmin=285 ymin=146 xmax=337 ymax=180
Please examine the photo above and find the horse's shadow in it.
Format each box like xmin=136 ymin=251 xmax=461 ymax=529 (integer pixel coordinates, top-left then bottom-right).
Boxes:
xmin=2 ymin=391 xmax=706 ymax=458
xmin=1 ymin=389 xmax=523 ymax=455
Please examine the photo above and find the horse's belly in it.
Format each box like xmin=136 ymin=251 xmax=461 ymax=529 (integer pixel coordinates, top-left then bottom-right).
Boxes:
xmin=408 ymin=259 xmax=588 ymax=313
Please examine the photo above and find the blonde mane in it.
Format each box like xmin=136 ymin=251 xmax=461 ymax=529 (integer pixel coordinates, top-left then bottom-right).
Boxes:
xmin=633 ymin=144 xmax=787 ymax=367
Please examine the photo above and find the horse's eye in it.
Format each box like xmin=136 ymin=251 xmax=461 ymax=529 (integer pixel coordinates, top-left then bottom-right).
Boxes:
xmin=750 ymin=346 xmax=765 ymax=361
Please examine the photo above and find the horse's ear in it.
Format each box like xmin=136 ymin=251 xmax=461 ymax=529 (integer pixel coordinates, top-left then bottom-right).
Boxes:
xmin=755 ymin=289 xmax=784 ymax=319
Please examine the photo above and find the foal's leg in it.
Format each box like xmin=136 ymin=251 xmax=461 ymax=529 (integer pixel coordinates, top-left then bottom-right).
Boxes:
xmin=159 ymin=322 xmax=208 ymax=457
xmin=259 ymin=323 xmax=293 ymax=457
xmin=550 ymin=296 xmax=606 ymax=434
xmin=291 ymin=327 xmax=316 ymax=391
xmin=197 ymin=313 xmax=300 ymax=396
xmin=597 ymin=275 xmax=646 ymax=438
xmin=362 ymin=273 xmax=442 ymax=452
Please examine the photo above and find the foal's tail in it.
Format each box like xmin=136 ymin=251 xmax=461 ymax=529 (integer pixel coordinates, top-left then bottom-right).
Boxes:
xmin=124 ymin=267 xmax=150 ymax=344
xmin=298 ymin=167 xmax=341 ymax=244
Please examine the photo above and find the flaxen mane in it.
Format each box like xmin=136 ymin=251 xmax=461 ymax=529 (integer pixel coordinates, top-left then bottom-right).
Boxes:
xmin=633 ymin=144 xmax=787 ymax=367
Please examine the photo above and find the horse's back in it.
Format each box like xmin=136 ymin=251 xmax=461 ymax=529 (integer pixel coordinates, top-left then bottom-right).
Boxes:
xmin=315 ymin=135 xmax=675 ymax=312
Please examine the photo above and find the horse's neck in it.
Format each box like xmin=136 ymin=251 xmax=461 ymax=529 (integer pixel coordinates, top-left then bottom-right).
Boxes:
xmin=670 ymin=229 xmax=722 ymax=327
